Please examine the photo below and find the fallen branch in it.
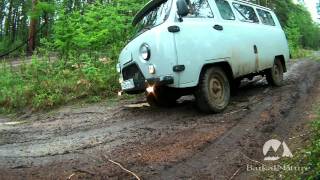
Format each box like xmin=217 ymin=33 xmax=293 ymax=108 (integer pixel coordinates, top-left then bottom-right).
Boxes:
xmin=67 ymin=173 xmax=75 ymax=180
xmin=108 ymin=159 xmax=141 ymax=180
xmin=229 ymin=167 xmax=241 ymax=180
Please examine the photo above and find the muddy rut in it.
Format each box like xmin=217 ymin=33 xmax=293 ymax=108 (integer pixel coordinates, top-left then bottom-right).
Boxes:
xmin=0 ymin=59 xmax=320 ymax=179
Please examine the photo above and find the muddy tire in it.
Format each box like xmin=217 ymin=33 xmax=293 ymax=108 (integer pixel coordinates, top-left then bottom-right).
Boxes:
xmin=266 ymin=58 xmax=284 ymax=86
xmin=146 ymin=87 xmax=181 ymax=107
xmin=195 ymin=67 xmax=230 ymax=113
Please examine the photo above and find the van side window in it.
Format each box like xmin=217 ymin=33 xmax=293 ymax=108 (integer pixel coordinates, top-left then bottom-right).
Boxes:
xmin=215 ymin=0 xmax=235 ymax=20
xmin=186 ymin=0 xmax=214 ymax=18
xmin=256 ymin=9 xmax=276 ymax=26
xmin=232 ymin=3 xmax=259 ymax=23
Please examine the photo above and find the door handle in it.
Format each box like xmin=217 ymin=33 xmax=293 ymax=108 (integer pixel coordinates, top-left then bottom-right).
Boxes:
xmin=213 ymin=24 xmax=223 ymax=31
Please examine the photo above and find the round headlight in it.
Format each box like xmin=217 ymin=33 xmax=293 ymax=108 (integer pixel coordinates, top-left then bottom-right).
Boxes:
xmin=140 ymin=44 xmax=151 ymax=60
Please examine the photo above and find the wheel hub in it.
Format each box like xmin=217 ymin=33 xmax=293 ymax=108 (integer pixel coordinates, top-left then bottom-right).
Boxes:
xmin=209 ymin=77 xmax=224 ymax=101
xmin=273 ymin=63 xmax=283 ymax=82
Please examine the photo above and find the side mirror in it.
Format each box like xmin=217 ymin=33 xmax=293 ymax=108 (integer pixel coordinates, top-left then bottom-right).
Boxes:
xmin=176 ymin=0 xmax=189 ymax=17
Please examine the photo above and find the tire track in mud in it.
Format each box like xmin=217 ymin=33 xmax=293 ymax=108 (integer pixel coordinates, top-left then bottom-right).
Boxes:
xmin=143 ymin=60 xmax=320 ymax=179
xmin=0 ymin=60 xmax=319 ymax=179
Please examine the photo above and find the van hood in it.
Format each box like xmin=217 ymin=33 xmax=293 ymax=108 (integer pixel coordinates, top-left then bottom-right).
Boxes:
xmin=119 ymin=45 xmax=133 ymax=66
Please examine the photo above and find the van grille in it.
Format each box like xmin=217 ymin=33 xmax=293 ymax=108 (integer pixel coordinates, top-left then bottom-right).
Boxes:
xmin=122 ymin=63 xmax=145 ymax=89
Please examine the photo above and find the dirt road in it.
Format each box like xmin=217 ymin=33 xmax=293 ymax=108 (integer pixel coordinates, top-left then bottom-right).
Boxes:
xmin=0 ymin=58 xmax=320 ymax=179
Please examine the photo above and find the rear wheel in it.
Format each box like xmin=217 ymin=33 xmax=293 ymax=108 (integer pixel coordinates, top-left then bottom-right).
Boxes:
xmin=195 ymin=67 xmax=230 ymax=113
xmin=266 ymin=58 xmax=284 ymax=86
xmin=146 ymin=86 xmax=181 ymax=107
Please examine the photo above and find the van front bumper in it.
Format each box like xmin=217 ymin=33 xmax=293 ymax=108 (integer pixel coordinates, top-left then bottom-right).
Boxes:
xmin=121 ymin=75 xmax=174 ymax=94
xmin=120 ymin=62 xmax=174 ymax=94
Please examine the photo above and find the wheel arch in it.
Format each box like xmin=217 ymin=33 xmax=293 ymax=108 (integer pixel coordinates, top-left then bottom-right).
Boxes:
xmin=275 ymin=55 xmax=287 ymax=72
xmin=199 ymin=61 xmax=234 ymax=85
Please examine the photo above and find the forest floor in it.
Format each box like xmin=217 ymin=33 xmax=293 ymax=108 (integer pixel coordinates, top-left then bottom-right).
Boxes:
xmin=0 ymin=55 xmax=320 ymax=179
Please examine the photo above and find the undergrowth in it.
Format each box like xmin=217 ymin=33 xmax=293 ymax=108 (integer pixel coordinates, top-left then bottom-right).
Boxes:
xmin=265 ymin=106 xmax=320 ymax=179
xmin=0 ymin=55 xmax=119 ymax=113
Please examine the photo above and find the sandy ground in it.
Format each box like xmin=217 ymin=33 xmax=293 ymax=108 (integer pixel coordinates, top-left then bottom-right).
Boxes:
xmin=0 ymin=58 xmax=320 ymax=180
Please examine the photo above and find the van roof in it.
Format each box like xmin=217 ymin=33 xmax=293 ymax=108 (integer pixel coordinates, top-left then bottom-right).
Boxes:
xmin=233 ymin=0 xmax=272 ymax=11
xmin=132 ymin=0 xmax=273 ymax=26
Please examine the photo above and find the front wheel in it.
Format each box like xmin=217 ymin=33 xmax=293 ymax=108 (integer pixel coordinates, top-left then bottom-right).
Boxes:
xmin=195 ymin=67 xmax=230 ymax=113
xmin=266 ymin=59 xmax=284 ymax=86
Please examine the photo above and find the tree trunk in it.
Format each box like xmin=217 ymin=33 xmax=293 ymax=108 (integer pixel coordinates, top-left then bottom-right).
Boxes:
xmin=0 ymin=0 xmax=6 ymax=40
xmin=43 ymin=13 xmax=49 ymax=38
xmin=28 ymin=0 xmax=38 ymax=55
xmin=6 ymin=0 xmax=13 ymax=39
xmin=11 ymin=7 xmax=18 ymax=42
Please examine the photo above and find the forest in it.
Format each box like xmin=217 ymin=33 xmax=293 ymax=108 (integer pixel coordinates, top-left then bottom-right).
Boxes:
xmin=2 ymin=1 xmax=320 ymax=179
xmin=0 ymin=0 xmax=319 ymax=112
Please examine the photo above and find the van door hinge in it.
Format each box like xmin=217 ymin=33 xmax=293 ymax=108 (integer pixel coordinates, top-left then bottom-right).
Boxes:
xmin=168 ymin=26 xmax=180 ymax=33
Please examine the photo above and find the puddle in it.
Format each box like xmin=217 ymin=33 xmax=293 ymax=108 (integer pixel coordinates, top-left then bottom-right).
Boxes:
xmin=124 ymin=103 xmax=150 ymax=108
xmin=0 ymin=121 xmax=27 ymax=126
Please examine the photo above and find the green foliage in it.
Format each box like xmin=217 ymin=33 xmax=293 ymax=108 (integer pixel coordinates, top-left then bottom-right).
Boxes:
xmin=53 ymin=1 xmax=142 ymax=60
xmin=0 ymin=39 xmax=26 ymax=57
xmin=285 ymin=13 xmax=301 ymax=58
xmin=0 ymin=55 xmax=119 ymax=112
xmin=305 ymin=117 xmax=320 ymax=178
xmin=0 ymin=0 xmax=147 ymax=113
xmin=269 ymin=107 xmax=320 ymax=179
xmin=282 ymin=4 xmax=320 ymax=58
xmin=29 ymin=1 xmax=55 ymax=19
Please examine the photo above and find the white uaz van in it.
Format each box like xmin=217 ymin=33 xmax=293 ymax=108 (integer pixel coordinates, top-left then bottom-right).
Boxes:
xmin=117 ymin=0 xmax=289 ymax=113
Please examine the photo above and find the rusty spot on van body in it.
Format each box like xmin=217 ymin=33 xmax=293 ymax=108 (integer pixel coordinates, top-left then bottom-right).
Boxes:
xmin=255 ymin=54 xmax=259 ymax=72
xmin=254 ymin=45 xmax=259 ymax=72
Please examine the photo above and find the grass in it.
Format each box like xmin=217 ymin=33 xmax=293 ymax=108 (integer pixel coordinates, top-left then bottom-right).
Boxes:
xmin=291 ymin=48 xmax=313 ymax=59
xmin=263 ymin=105 xmax=320 ymax=179
xmin=0 ymin=55 xmax=120 ymax=113
xmin=311 ymin=53 xmax=320 ymax=62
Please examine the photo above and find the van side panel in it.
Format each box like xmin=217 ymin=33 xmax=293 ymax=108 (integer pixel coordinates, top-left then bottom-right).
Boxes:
xmin=271 ymin=11 xmax=290 ymax=62
xmin=173 ymin=0 xmax=289 ymax=88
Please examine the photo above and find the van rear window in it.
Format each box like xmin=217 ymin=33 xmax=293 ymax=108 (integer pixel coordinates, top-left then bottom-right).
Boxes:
xmin=256 ymin=9 xmax=276 ymax=26
xmin=215 ymin=0 xmax=235 ymax=20
xmin=232 ymin=3 xmax=259 ymax=23
xmin=186 ymin=0 xmax=214 ymax=18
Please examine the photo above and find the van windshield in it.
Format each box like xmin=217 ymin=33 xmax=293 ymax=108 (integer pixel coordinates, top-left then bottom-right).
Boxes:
xmin=134 ymin=0 xmax=172 ymax=34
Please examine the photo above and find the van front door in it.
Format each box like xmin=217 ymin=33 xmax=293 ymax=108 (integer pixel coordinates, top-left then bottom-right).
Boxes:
xmin=173 ymin=0 xmax=225 ymax=87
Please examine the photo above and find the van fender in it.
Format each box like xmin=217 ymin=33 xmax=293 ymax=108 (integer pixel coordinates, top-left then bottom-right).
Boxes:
xmin=275 ymin=55 xmax=287 ymax=72
xmin=197 ymin=61 xmax=235 ymax=86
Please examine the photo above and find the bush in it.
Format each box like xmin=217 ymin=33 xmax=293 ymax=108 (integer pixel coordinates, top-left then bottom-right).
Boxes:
xmin=303 ymin=113 xmax=320 ymax=178
xmin=0 ymin=1 xmax=147 ymax=113
xmin=284 ymin=4 xmax=320 ymax=58
xmin=273 ymin=107 xmax=320 ymax=179
xmin=0 ymin=55 xmax=119 ymax=112
xmin=53 ymin=1 xmax=142 ymax=60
